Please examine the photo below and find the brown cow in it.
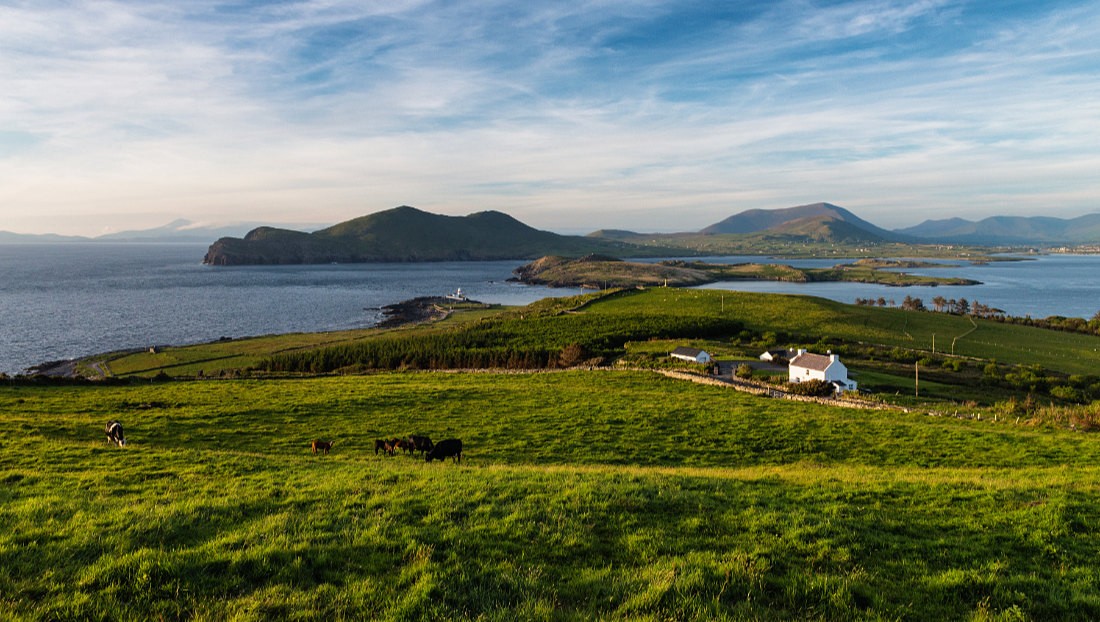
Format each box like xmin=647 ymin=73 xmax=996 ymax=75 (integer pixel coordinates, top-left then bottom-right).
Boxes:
xmin=311 ymin=440 xmax=335 ymax=455
xmin=409 ymin=435 xmax=434 ymax=456
xmin=374 ymin=438 xmax=396 ymax=456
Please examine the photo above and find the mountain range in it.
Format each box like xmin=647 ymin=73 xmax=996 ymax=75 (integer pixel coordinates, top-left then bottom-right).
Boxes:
xmin=0 ymin=219 xmax=272 ymax=244
xmin=592 ymin=202 xmax=1100 ymax=246
xmin=6 ymin=203 xmax=1100 ymax=261
xmin=895 ymin=214 xmax=1100 ymax=245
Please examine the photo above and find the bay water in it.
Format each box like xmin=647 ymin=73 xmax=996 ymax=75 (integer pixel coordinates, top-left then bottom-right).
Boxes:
xmin=0 ymin=244 xmax=583 ymax=375
xmin=1 ymin=244 xmax=1097 ymax=374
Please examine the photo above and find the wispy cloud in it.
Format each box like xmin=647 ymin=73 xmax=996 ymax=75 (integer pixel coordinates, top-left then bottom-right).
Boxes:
xmin=1 ymin=0 xmax=1098 ymax=234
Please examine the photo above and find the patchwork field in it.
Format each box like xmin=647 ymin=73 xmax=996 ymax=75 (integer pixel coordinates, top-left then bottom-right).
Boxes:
xmin=3 ymin=371 xmax=1099 ymax=620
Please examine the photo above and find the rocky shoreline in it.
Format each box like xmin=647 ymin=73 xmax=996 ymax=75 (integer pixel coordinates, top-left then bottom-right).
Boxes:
xmin=20 ymin=359 xmax=78 ymax=378
xmin=374 ymin=296 xmax=486 ymax=328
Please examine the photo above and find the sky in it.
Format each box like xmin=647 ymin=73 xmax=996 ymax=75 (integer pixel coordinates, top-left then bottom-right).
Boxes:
xmin=1 ymin=0 xmax=1098 ymax=236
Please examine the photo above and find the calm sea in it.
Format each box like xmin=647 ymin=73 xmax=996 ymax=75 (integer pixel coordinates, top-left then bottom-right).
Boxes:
xmin=677 ymin=254 xmax=1100 ymax=322
xmin=1 ymin=245 xmax=1097 ymax=374
xmin=0 ymin=244 xmax=584 ymax=375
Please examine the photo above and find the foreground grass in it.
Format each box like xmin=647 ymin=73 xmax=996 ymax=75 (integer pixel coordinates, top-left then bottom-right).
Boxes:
xmin=4 ymin=371 xmax=1100 ymax=620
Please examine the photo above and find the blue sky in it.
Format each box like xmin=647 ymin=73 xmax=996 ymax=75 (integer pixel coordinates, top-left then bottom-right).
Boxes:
xmin=1 ymin=0 xmax=1098 ymax=235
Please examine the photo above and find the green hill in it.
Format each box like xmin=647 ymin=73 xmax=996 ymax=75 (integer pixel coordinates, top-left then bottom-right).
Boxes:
xmin=86 ymin=287 xmax=1100 ymax=414
xmin=203 ymin=206 xmax=664 ymax=265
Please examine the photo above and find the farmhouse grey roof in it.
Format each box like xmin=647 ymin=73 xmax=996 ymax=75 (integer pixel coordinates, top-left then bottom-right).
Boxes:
xmin=789 ymin=352 xmax=832 ymax=371
xmin=671 ymin=346 xmax=706 ymax=357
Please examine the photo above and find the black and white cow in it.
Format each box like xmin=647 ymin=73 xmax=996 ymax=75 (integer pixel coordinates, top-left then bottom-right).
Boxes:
xmin=105 ymin=420 xmax=126 ymax=447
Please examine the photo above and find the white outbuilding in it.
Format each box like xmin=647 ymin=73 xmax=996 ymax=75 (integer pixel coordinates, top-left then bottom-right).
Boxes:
xmin=759 ymin=348 xmax=797 ymax=363
xmin=670 ymin=346 xmax=712 ymax=364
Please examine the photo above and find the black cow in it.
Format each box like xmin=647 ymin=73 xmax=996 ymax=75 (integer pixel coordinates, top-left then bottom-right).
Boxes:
xmin=105 ymin=420 xmax=126 ymax=447
xmin=409 ymin=435 xmax=434 ymax=456
xmin=425 ymin=438 xmax=462 ymax=463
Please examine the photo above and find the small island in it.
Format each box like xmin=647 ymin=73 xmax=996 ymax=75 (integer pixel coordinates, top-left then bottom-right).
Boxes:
xmin=511 ymin=255 xmax=982 ymax=288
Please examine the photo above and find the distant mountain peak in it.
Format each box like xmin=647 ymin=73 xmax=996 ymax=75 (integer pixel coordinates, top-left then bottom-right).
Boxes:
xmin=699 ymin=202 xmax=900 ymax=242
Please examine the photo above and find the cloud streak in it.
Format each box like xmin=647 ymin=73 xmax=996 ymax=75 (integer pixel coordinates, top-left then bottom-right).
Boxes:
xmin=1 ymin=0 xmax=1098 ymax=235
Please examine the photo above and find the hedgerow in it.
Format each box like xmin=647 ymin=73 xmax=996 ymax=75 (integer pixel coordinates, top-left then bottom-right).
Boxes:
xmin=259 ymin=312 xmax=743 ymax=373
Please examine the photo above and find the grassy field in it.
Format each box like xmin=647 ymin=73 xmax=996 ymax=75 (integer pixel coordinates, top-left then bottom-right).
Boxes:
xmin=3 ymin=371 xmax=1100 ymax=620
xmin=582 ymin=289 xmax=1100 ymax=376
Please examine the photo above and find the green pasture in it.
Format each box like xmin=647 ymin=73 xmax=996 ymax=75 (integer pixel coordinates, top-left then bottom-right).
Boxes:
xmin=4 ymin=371 xmax=1100 ymax=620
xmin=583 ymin=288 xmax=1100 ymax=376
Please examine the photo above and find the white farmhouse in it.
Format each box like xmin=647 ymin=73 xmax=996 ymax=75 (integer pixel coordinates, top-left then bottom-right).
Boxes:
xmin=670 ymin=346 xmax=712 ymax=364
xmin=788 ymin=349 xmax=857 ymax=392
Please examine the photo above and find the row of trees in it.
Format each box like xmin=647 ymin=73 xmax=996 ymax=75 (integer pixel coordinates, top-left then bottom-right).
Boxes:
xmin=855 ymin=295 xmax=1005 ymax=317
xmin=861 ymin=294 xmax=1100 ymax=338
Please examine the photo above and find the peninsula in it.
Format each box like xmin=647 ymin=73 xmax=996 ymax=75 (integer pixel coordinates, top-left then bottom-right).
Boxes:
xmin=511 ymin=255 xmax=981 ymax=288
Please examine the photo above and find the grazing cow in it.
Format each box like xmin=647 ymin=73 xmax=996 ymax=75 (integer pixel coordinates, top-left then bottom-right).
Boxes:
xmin=374 ymin=438 xmax=396 ymax=456
xmin=425 ymin=438 xmax=462 ymax=463
xmin=409 ymin=435 xmax=434 ymax=456
xmin=311 ymin=440 xmax=334 ymax=455
xmin=105 ymin=420 xmax=126 ymax=447
xmin=395 ymin=438 xmax=414 ymax=455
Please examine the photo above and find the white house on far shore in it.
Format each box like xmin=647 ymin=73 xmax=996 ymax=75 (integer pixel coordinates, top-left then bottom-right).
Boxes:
xmin=788 ymin=349 xmax=857 ymax=392
xmin=670 ymin=346 xmax=712 ymax=364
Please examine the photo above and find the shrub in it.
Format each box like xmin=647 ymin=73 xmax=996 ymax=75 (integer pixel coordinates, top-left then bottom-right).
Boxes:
xmin=1050 ymin=385 xmax=1085 ymax=403
xmin=558 ymin=343 xmax=588 ymax=367
xmin=735 ymin=364 xmax=753 ymax=379
xmin=786 ymin=379 xmax=835 ymax=397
